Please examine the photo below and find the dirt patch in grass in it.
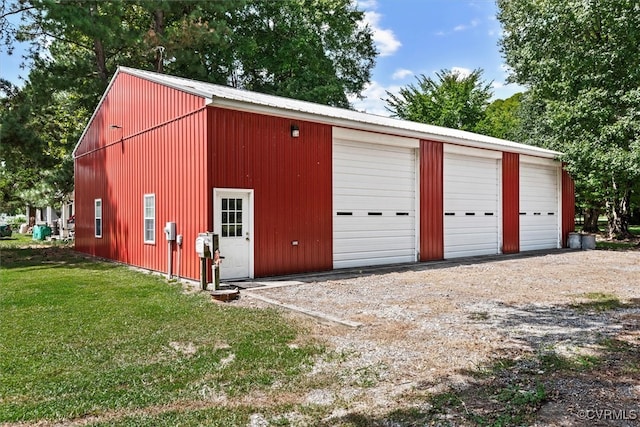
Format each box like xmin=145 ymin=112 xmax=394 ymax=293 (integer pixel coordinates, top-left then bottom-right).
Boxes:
xmin=238 ymin=250 xmax=640 ymax=425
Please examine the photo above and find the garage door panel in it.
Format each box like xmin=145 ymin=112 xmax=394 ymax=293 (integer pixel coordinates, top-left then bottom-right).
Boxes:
xmin=444 ymin=152 xmax=500 ymax=259
xmin=334 ymin=251 xmax=417 ymax=269
xmin=334 ymin=196 xmax=415 ymax=212
xmin=334 ymin=154 xmax=413 ymax=170
xmin=334 ymin=217 xmax=415 ymax=237
xmin=334 ymin=174 xmax=415 ymax=191
xmin=333 ymin=138 xmax=417 ymax=268
xmin=334 ymin=235 xmax=416 ymax=252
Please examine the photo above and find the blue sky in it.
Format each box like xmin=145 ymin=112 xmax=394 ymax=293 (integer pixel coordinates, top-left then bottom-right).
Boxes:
xmin=0 ymin=0 xmax=523 ymax=116
xmin=351 ymin=0 xmax=524 ymax=115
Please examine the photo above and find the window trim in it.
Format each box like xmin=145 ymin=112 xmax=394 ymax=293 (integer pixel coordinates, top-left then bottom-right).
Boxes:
xmin=94 ymin=198 xmax=102 ymax=238
xmin=143 ymin=194 xmax=156 ymax=244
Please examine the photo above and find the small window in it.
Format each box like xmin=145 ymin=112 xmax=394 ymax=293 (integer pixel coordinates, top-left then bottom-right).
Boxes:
xmin=144 ymin=194 xmax=155 ymax=244
xmin=94 ymin=199 xmax=102 ymax=238
xmin=221 ymin=197 xmax=242 ymax=237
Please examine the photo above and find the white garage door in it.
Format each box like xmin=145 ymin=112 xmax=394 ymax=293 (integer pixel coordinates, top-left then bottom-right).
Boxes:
xmin=520 ymin=163 xmax=559 ymax=250
xmin=333 ymin=139 xmax=417 ymax=269
xmin=444 ymin=152 xmax=500 ymax=258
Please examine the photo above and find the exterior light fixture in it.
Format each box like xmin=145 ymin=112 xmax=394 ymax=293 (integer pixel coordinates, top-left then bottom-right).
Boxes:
xmin=110 ymin=124 xmax=122 ymax=129
xmin=291 ymin=124 xmax=300 ymax=138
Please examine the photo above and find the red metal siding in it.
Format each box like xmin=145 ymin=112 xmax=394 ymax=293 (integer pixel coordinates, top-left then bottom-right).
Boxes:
xmin=208 ymin=107 xmax=333 ymax=277
xmin=420 ymin=140 xmax=444 ymax=260
xmin=561 ymin=167 xmax=576 ymax=247
xmin=502 ymin=152 xmax=520 ymax=254
xmin=74 ymin=72 xmax=210 ymax=280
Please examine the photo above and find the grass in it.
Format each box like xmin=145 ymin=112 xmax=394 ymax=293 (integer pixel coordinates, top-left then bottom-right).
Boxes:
xmin=596 ymin=240 xmax=638 ymax=250
xmin=0 ymin=240 xmax=324 ymax=424
xmin=569 ymin=292 xmax=628 ymax=312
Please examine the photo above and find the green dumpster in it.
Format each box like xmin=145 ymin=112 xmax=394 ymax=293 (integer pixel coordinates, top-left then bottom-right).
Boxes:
xmin=32 ymin=225 xmax=52 ymax=241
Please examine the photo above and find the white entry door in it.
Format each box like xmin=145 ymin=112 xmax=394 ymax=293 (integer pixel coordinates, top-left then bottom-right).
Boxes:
xmin=214 ymin=189 xmax=253 ymax=280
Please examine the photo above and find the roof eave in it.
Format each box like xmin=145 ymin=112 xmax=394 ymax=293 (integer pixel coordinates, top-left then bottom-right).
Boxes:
xmin=209 ymin=98 xmax=561 ymax=159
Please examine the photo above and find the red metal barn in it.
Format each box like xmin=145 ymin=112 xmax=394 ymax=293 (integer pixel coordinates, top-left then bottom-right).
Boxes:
xmin=73 ymin=67 xmax=575 ymax=281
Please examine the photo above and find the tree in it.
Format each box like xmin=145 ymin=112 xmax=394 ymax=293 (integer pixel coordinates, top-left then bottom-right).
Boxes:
xmin=228 ymin=0 xmax=375 ymax=107
xmin=0 ymin=76 xmax=84 ymax=210
xmin=475 ymin=92 xmax=522 ymax=140
xmin=497 ymin=0 xmax=640 ymax=238
xmin=384 ymin=68 xmax=493 ymax=132
xmin=0 ymin=0 xmax=376 ymax=211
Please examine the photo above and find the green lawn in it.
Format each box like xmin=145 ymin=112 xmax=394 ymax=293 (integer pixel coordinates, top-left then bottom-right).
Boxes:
xmin=0 ymin=240 xmax=323 ymax=425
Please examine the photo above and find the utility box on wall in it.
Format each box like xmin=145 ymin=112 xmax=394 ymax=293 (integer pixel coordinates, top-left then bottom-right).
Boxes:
xmin=164 ymin=221 xmax=176 ymax=241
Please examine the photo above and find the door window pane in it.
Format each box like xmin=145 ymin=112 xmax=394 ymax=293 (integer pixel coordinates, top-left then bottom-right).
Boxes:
xmin=221 ymin=197 xmax=243 ymax=238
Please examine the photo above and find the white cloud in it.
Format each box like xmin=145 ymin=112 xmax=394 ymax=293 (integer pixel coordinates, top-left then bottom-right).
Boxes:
xmin=392 ymin=68 xmax=413 ymax=80
xmin=354 ymin=0 xmax=378 ymax=9
xmin=454 ymin=19 xmax=479 ymax=32
xmin=451 ymin=67 xmax=472 ymax=78
xmin=356 ymin=0 xmax=401 ymax=57
xmin=363 ymin=11 xmax=401 ymax=57
xmin=441 ymin=19 xmax=481 ymax=35
xmin=348 ymin=81 xmax=400 ymax=117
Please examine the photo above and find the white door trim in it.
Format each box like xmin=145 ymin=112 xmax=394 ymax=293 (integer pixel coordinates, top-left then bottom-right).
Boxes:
xmin=213 ymin=188 xmax=255 ymax=279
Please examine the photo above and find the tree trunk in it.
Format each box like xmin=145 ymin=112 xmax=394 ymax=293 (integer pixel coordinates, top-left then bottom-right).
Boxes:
xmin=88 ymin=4 xmax=109 ymax=83
xmin=582 ymin=208 xmax=600 ymax=233
xmin=606 ymin=178 xmax=632 ymax=239
xmin=153 ymin=9 xmax=164 ymax=73
xmin=93 ymin=38 xmax=108 ymax=83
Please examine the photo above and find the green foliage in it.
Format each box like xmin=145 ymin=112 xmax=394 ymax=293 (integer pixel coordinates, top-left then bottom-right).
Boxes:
xmin=385 ymin=68 xmax=493 ymax=132
xmin=228 ymin=0 xmax=376 ymax=108
xmin=475 ymin=93 xmax=522 ymax=140
xmin=0 ymin=0 xmax=376 ymax=212
xmin=0 ymin=79 xmax=84 ymax=209
xmin=497 ymin=0 xmax=640 ymax=237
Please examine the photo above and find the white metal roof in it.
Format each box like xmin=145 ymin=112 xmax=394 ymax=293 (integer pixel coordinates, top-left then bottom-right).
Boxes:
xmin=76 ymin=66 xmax=560 ymax=159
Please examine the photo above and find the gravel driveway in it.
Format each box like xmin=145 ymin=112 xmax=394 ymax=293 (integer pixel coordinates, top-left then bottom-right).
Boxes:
xmin=237 ymin=249 xmax=640 ymax=426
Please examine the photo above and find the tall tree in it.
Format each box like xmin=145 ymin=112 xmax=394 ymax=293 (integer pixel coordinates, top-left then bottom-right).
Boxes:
xmin=229 ymin=0 xmax=375 ymax=107
xmin=0 ymin=0 xmax=376 ymax=211
xmin=385 ymin=68 xmax=493 ymax=132
xmin=0 ymin=76 xmax=83 ymax=210
xmin=497 ymin=0 xmax=640 ymax=238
